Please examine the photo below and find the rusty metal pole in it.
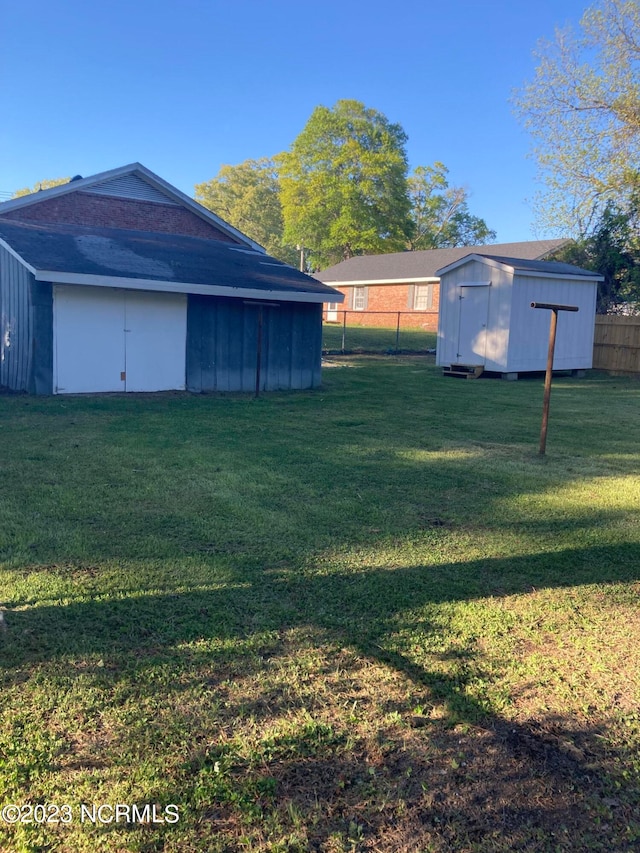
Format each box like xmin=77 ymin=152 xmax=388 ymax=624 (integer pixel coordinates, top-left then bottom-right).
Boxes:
xmin=395 ymin=312 xmax=401 ymax=353
xmin=539 ymin=308 xmax=558 ymax=456
xmin=531 ymin=301 xmax=579 ymax=456
xmin=342 ymin=310 xmax=347 ymax=353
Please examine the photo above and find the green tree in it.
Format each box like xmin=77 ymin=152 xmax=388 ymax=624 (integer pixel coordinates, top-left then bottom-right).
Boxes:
xmin=514 ymin=0 xmax=640 ymax=236
xmin=194 ymin=159 xmax=298 ymax=265
xmin=407 ymin=163 xmax=496 ymax=250
xmin=279 ymin=100 xmax=413 ymax=268
xmin=12 ymin=177 xmax=70 ymax=198
xmin=554 ymin=198 xmax=640 ymax=313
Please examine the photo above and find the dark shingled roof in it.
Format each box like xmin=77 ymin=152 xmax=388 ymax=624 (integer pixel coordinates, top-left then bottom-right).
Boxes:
xmin=0 ymin=219 xmax=339 ymax=299
xmin=469 ymin=254 xmax=602 ymax=278
xmin=316 ymin=239 xmax=570 ymax=283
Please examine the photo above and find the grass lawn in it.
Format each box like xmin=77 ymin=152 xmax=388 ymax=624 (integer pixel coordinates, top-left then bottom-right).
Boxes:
xmin=322 ymin=323 xmax=436 ymax=354
xmin=1 ymin=357 xmax=639 ymax=852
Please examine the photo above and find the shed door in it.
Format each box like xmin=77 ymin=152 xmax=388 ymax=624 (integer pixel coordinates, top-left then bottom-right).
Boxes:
xmin=456 ymin=284 xmax=490 ymax=364
xmin=54 ymin=287 xmax=125 ymax=393
xmin=124 ymin=291 xmax=187 ymax=392
xmin=54 ymin=286 xmax=187 ymax=393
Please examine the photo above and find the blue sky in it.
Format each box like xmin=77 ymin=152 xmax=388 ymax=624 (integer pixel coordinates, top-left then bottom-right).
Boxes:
xmin=1 ymin=0 xmax=590 ymax=242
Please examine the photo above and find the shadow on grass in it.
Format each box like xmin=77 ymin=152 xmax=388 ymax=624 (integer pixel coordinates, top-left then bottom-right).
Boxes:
xmin=5 ymin=547 xmax=639 ymax=848
xmin=3 ymin=549 xmax=640 ymax=852
xmin=3 ymin=543 xmax=639 ymax=672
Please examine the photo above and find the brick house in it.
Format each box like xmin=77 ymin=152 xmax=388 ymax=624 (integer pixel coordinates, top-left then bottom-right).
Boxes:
xmin=316 ymin=240 xmax=569 ymax=330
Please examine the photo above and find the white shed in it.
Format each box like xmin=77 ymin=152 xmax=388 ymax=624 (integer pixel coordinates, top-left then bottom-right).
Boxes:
xmin=435 ymin=254 xmax=602 ymax=379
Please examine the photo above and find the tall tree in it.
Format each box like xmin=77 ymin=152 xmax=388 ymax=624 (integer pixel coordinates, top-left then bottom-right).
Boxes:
xmin=279 ymin=100 xmax=413 ymax=268
xmin=514 ymin=0 xmax=640 ymax=236
xmin=554 ymin=198 xmax=640 ymax=313
xmin=407 ymin=163 xmax=496 ymax=250
xmin=194 ymin=159 xmax=298 ymax=265
xmin=12 ymin=177 xmax=70 ymax=198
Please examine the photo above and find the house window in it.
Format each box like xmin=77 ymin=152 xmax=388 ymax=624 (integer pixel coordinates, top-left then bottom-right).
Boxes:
xmin=413 ymin=284 xmax=433 ymax=310
xmin=353 ymin=287 xmax=367 ymax=311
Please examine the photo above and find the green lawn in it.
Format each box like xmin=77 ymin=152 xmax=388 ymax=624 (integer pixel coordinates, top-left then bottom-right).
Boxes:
xmin=322 ymin=322 xmax=436 ymax=353
xmin=1 ymin=359 xmax=639 ymax=852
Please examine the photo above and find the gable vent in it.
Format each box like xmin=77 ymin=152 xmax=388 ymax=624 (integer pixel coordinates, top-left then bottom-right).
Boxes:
xmin=81 ymin=175 xmax=179 ymax=205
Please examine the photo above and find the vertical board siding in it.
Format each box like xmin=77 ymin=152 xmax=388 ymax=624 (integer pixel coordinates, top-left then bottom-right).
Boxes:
xmin=187 ymin=296 xmax=322 ymax=392
xmin=509 ymin=276 xmax=596 ymax=371
xmin=0 ymin=245 xmax=32 ymax=391
xmin=29 ymin=281 xmax=53 ymax=394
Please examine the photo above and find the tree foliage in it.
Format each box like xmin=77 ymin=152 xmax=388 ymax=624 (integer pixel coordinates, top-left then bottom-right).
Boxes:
xmin=407 ymin=163 xmax=496 ymax=250
xmin=278 ymin=100 xmax=413 ymax=268
xmin=194 ymin=101 xmax=494 ymax=269
xmin=514 ymin=0 xmax=640 ymax=236
xmin=12 ymin=178 xmax=70 ymax=198
xmin=554 ymin=198 xmax=640 ymax=313
xmin=194 ymin=159 xmax=298 ymax=266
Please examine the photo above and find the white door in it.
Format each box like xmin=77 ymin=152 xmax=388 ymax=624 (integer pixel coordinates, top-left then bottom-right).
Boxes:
xmin=456 ymin=285 xmax=490 ymax=364
xmin=326 ymin=302 xmax=339 ymax=322
xmin=54 ymin=286 xmax=187 ymax=393
xmin=124 ymin=292 xmax=187 ymax=392
xmin=54 ymin=286 xmax=126 ymax=393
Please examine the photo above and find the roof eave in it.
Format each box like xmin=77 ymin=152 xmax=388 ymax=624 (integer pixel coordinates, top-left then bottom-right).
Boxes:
xmin=513 ymin=269 xmax=604 ymax=282
xmin=436 ymin=253 xmax=603 ymax=280
xmin=34 ymin=270 xmax=344 ymax=303
xmin=0 ymin=237 xmax=36 ymax=274
xmin=318 ymin=276 xmax=440 ymax=286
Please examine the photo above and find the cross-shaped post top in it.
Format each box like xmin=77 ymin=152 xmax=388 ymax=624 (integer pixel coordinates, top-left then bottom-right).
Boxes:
xmin=531 ymin=302 xmax=579 ymax=312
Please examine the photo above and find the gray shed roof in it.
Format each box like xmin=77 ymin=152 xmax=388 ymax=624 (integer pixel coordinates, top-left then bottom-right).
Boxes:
xmin=437 ymin=253 xmax=603 ymax=280
xmin=316 ymin=239 xmax=570 ymax=283
xmin=0 ymin=220 xmax=342 ymax=304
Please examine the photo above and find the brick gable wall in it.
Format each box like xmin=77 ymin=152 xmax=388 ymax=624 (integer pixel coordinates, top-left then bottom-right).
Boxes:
xmin=0 ymin=192 xmax=240 ymax=242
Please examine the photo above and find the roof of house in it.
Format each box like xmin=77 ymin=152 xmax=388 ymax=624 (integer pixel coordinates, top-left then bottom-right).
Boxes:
xmin=0 ymin=219 xmax=343 ymax=304
xmin=316 ymin=239 xmax=571 ymax=284
xmin=436 ymin=253 xmax=603 ymax=280
xmin=0 ymin=162 xmax=264 ymax=252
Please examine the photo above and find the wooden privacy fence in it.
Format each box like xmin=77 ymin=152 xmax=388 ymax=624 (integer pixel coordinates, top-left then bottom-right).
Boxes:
xmin=593 ymin=316 xmax=640 ymax=374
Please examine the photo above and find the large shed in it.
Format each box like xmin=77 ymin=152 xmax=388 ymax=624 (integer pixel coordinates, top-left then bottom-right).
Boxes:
xmin=0 ymin=164 xmax=343 ymax=394
xmin=435 ymin=254 xmax=602 ymax=378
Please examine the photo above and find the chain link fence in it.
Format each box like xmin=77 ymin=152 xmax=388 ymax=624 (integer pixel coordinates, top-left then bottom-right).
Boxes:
xmin=322 ymin=311 xmax=437 ymax=354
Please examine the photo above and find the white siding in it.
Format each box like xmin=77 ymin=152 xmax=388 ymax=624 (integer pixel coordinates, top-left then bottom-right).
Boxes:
xmin=479 ymin=264 xmax=512 ymax=371
xmin=437 ymin=260 xmax=512 ymax=369
xmin=508 ymin=276 xmax=597 ymax=371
